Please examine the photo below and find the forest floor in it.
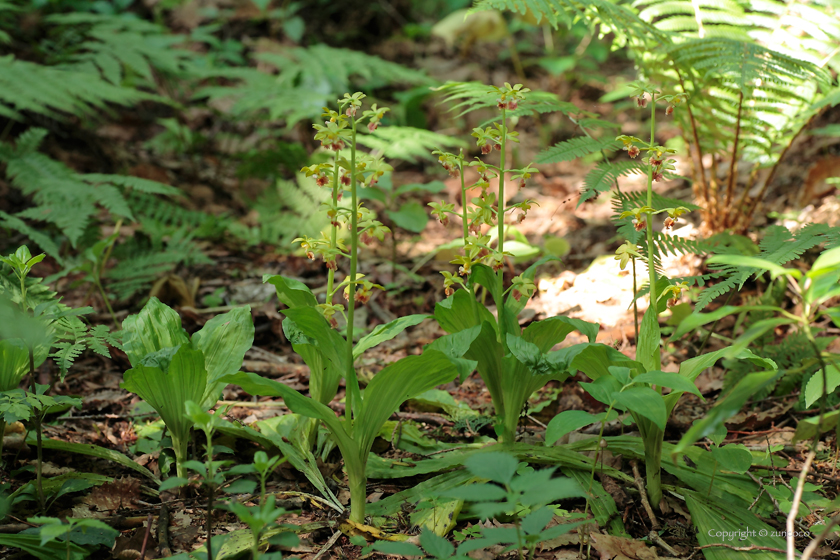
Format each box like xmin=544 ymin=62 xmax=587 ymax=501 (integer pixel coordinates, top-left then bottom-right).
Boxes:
xmin=3 ymin=12 xmax=840 ymax=560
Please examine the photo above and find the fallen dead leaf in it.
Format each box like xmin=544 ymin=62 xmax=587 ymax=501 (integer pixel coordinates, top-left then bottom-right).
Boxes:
xmin=589 ymin=532 xmax=658 ymax=560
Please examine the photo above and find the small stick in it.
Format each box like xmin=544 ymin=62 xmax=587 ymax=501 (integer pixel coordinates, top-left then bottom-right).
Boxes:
xmin=631 ymin=460 xmax=660 ymax=530
xmin=787 ymin=450 xmax=816 ymax=560
xmin=139 ymin=513 xmax=153 ymax=559
xmin=311 ymin=530 xmax=343 ymax=560
xmin=648 ymin=530 xmax=680 ymax=557
xmin=157 ymin=504 xmax=172 ymax=557
xmin=800 ymin=515 xmax=840 ymax=560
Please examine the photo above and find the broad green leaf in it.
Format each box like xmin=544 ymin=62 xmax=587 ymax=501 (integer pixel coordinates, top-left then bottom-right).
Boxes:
xmin=632 ymin=370 xmax=703 ymax=398
xmin=637 ymin=306 xmax=660 ymax=372
xmin=281 ymin=306 xmax=346 ymax=374
xmin=793 ymin=409 xmax=840 ymax=442
xmin=567 ymin=470 xmax=625 ymax=535
xmin=804 ymin=363 xmax=840 ymax=408
xmin=354 ymin=314 xmax=429 ymax=358
xmin=0 ymin=338 xmax=30 ymax=392
xmin=565 ymin=343 xmax=643 ymax=380
xmin=193 ymin=306 xmax=254 ymax=408
xmin=673 ymin=369 xmax=781 ymax=456
xmin=121 ymin=298 xmax=189 ymax=366
xmin=711 ymin=445 xmax=752 ymax=473
xmin=506 ymin=334 xmax=541 ymax=368
xmin=684 ymin=490 xmax=786 ymax=560
xmin=545 ymin=410 xmax=601 ymax=445
xmin=387 ymin=201 xmax=429 ymax=233
xmin=580 ymin=375 xmax=622 ymax=406
xmin=809 ymin=246 xmax=840 ymax=277
xmin=264 ymin=275 xmax=317 ymax=308
xmin=519 ymin=476 xmax=584 ymax=506
xmin=356 ymin=350 xmax=458 ymax=455
xmin=707 ymin=254 xmax=801 ymax=280
xmin=282 ymin=317 xmax=342 ymax=405
xmin=523 ymin=315 xmax=598 ymax=352
xmin=727 ymin=317 xmax=793 ymax=357
xmin=464 ymin=451 xmax=518 ymax=484
xmin=678 ymin=347 xmax=777 ymax=382
xmin=121 ymin=345 xmax=207 ymax=452
xmin=0 ymin=535 xmax=88 ymax=560
xmin=32 ymin=439 xmax=159 ymax=483
xmin=670 ymin=305 xmax=784 ymax=340
xmin=613 ymin=387 xmax=666 ymax=430
xmin=435 ymin=289 xmax=493 ymax=333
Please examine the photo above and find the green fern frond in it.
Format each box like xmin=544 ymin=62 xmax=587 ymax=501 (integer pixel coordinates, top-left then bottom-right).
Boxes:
xmin=535 ymin=137 xmax=622 ymax=164
xmin=0 ymin=129 xmax=178 ymax=247
xmin=355 ymin=126 xmax=466 ymax=163
xmin=470 ymin=0 xmax=574 ymax=28
xmin=0 ymin=55 xmax=150 ymax=120
xmin=196 ymin=45 xmax=429 ymax=126
xmin=434 ymin=81 xmax=561 ymax=118
xmin=581 ymin=160 xmax=646 ymax=205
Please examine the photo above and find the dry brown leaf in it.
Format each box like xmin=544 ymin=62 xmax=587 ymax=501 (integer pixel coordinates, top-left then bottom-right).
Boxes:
xmin=589 ymin=533 xmax=658 ymax=560
xmin=82 ymin=476 xmax=141 ymax=512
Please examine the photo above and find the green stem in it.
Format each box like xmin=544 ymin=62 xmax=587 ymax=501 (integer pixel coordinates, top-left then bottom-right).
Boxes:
xmin=0 ymin=419 xmax=5 ymax=466
xmin=205 ymin=429 xmax=214 ymax=560
xmin=347 ymin=455 xmax=367 ymax=523
xmin=643 ymin=91 xmax=663 ymax=509
xmin=460 ymin=151 xmax=481 ymax=326
xmin=326 ymin=158 xmax=340 ymax=301
xmin=171 ymin=432 xmax=189 ymax=480
xmin=584 ymin=403 xmax=614 ymax=524
xmin=345 ymin=117 xmax=361 ymax=426
xmin=29 ymin=347 xmax=45 ymax=513
xmin=497 ymin=110 xmax=507 ymax=351
xmin=632 ymin=258 xmax=639 ymax=343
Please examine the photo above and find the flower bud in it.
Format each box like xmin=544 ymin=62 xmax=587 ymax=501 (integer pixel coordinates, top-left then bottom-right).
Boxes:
xmin=345 ymin=106 xmax=356 ymax=117
xmin=635 ymin=95 xmax=648 ymax=108
xmin=665 ymin=105 xmax=674 ymax=116
xmin=481 ymin=144 xmax=492 ymax=155
xmin=633 ymin=218 xmax=646 ymax=232
xmin=663 ymin=217 xmax=676 ymax=229
xmin=627 ymin=145 xmax=640 ymax=158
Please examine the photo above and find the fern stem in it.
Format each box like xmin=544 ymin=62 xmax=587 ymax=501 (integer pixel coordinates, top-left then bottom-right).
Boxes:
xmin=326 ymin=158 xmax=340 ymax=302
xmin=29 ymin=346 xmax=45 ymax=513
xmin=345 ymin=116 xmax=361 ymax=428
xmin=674 ymin=67 xmax=709 ymax=211
xmin=723 ymin=91 xmax=744 ymax=228
xmin=739 ymin=107 xmax=825 ymax=233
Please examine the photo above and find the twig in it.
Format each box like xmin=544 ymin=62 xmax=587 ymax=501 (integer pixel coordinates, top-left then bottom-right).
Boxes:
xmin=631 ymin=460 xmax=660 ymax=530
xmin=697 ymin=543 xmax=795 ymax=556
xmin=648 ymin=530 xmax=680 ymax=557
xmin=158 ymin=503 xmax=172 ymax=557
xmin=800 ymin=515 xmax=840 ymax=560
xmin=139 ymin=513 xmax=153 ymax=559
xmin=787 ymin=450 xmax=816 ymax=560
xmin=748 ymin=472 xmax=782 ymax=512
xmin=312 ymin=530 xmax=343 ymax=560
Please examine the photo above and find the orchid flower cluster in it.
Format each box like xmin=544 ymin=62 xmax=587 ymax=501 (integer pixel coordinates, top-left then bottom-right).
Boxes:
xmin=296 ymin=93 xmax=390 ymax=327
xmin=429 ymin=83 xmax=540 ymax=302
xmin=613 ymin=82 xmax=691 ymax=312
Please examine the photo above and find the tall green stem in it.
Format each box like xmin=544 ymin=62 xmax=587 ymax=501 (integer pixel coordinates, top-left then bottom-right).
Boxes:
xmin=497 ymin=110 xmax=507 ymax=349
xmin=642 ymin=92 xmax=663 ymax=508
xmin=326 ymin=158 xmax=340 ymax=302
xmin=347 ymin=456 xmax=367 ymax=523
xmin=345 ymin=117 xmax=361 ymax=425
xmin=645 ymin=94 xmax=659 ymax=332
xmin=29 ymin=347 xmax=44 ymax=512
xmin=460 ymin=151 xmax=481 ymax=325
xmin=171 ymin=433 xmax=189 ymax=480
xmin=204 ymin=429 xmax=215 ymax=560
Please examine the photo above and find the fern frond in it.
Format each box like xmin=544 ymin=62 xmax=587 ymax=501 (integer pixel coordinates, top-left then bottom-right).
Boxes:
xmin=1 ymin=129 xmax=178 ymax=247
xmin=580 ymin=160 xmax=646 ymax=205
xmin=44 ymin=13 xmax=198 ymax=84
xmin=434 ymin=81 xmax=561 ymax=118
xmin=355 ymin=126 xmax=466 ymax=163
xmin=535 ymin=137 xmax=621 ymax=164
xmin=0 ymin=55 xmax=150 ymax=120
xmin=196 ymin=44 xmax=428 ymax=126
